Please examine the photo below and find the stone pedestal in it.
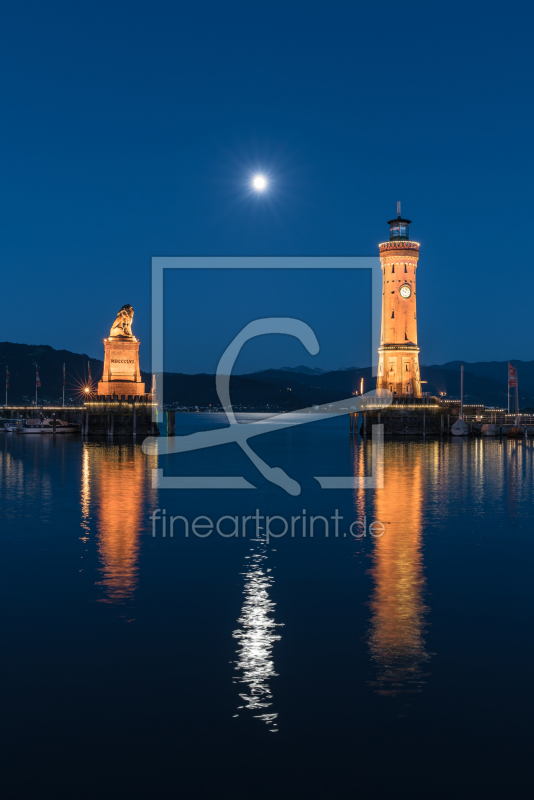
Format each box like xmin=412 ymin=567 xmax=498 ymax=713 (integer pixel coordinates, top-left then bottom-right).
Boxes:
xmin=97 ymin=337 xmax=146 ymax=399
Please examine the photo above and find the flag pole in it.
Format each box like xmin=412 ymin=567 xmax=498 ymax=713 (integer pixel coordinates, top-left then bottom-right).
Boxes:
xmin=508 ymin=362 xmax=510 ymax=415
xmin=460 ymin=364 xmax=464 ymax=420
xmin=516 ymin=366 xmax=519 ymax=425
xmin=63 ymin=363 xmax=65 ymax=408
xmin=34 ymin=363 xmax=41 ymax=407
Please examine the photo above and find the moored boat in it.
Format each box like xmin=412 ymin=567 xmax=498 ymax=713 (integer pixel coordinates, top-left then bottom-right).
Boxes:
xmin=451 ymin=419 xmax=469 ymax=436
xmin=14 ymin=417 xmax=79 ymax=434
xmin=1 ymin=419 xmax=21 ymax=432
xmin=481 ymin=423 xmax=498 ymax=436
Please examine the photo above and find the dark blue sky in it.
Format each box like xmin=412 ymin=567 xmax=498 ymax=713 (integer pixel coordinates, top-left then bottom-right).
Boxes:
xmin=163 ymin=266 xmax=373 ymax=374
xmin=1 ymin=0 xmax=533 ymax=373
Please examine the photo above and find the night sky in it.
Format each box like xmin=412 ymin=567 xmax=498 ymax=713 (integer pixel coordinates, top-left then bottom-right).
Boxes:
xmin=1 ymin=1 xmax=532 ymax=373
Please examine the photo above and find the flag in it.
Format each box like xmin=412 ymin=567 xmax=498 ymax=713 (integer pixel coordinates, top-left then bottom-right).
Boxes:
xmin=35 ymin=365 xmax=41 ymax=389
xmin=508 ymin=363 xmax=517 ymax=388
xmin=6 ymin=367 xmax=9 ymax=389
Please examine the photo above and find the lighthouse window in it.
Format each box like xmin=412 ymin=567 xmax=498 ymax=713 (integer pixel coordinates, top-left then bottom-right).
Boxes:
xmin=391 ymin=265 xmax=395 ymax=273
xmin=404 ymin=264 xmax=407 ymax=273
xmin=405 ymin=332 xmax=408 ymax=340
xmin=391 ymin=310 xmax=394 ymax=318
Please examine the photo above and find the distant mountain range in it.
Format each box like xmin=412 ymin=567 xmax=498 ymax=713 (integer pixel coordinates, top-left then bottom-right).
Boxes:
xmin=1 ymin=341 xmax=532 ymax=409
xmin=428 ymin=359 xmax=534 ymax=389
xmin=257 ymin=365 xmax=367 ymax=376
xmin=0 ymin=342 xmax=106 ymax=405
xmin=274 ymin=365 xmax=328 ymax=376
xmin=249 ymin=365 xmax=530 ymax=409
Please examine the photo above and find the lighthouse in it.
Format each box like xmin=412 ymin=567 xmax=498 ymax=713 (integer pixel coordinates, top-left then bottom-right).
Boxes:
xmin=376 ymin=204 xmax=422 ymax=397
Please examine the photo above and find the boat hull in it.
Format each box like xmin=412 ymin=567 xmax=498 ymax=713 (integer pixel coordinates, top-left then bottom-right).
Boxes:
xmin=9 ymin=418 xmax=79 ymax=433
xmin=451 ymin=419 xmax=469 ymax=436
xmin=18 ymin=427 xmax=78 ymax=434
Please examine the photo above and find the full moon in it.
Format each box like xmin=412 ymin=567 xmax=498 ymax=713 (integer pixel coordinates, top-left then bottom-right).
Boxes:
xmin=252 ymin=174 xmax=268 ymax=191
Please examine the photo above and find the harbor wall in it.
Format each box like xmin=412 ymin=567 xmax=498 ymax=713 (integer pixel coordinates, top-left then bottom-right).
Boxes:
xmin=81 ymin=406 xmax=159 ymax=436
xmin=358 ymin=407 xmax=449 ymax=436
xmin=2 ymin=405 xmax=160 ymax=436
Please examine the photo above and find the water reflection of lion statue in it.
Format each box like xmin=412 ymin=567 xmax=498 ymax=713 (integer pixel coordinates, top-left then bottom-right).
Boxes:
xmin=109 ymin=304 xmax=135 ymax=338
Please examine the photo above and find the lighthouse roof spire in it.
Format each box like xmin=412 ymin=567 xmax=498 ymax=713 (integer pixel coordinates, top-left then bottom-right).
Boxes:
xmin=387 ymin=203 xmax=411 ymax=240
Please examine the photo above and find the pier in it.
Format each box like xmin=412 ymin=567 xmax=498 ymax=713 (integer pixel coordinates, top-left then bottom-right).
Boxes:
xmin=2 ymin=400 xmax=160 ymax=437
xmin=349 ymin=399 xmax=534 ymax=436
xmin=2 ymin=406 xmax=85 ymax=422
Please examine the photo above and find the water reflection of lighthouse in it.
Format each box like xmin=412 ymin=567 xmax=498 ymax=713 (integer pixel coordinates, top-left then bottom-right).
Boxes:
xmin=367 ymin=444 xmax=430 ymax=694
xmin=81 ymin=443 xmax=156 ymax=604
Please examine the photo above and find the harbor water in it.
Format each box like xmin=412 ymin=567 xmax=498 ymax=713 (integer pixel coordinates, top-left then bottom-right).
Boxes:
xmin=1 ymin=415 xmax=533 ymax=798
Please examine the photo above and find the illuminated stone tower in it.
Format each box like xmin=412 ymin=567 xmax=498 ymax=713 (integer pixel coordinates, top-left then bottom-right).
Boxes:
xmin=377 ymin=206 xmax=421 ymax=397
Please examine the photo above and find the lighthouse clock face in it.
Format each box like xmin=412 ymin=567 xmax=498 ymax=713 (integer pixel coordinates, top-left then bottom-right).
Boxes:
xmin=400 ymin=284 xmax=412 ymax=298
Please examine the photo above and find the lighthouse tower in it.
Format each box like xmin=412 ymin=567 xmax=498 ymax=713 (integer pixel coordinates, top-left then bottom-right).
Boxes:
xmin=377 ymin=205 xmax=422 ymax=397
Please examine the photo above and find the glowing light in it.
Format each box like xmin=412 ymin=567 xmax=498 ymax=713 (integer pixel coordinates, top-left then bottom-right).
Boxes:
xmin=92 ymin=445 xmax=146 ymax=603
xmin=368 ymin=447 xmax=430 ymax=694
xmin=252 ymin=174 xmax=268 ymax=191
xmin=233 ymin=536 xmax=282 ymax=732
xmin=72 ymin=373 xmax=97 ymax=403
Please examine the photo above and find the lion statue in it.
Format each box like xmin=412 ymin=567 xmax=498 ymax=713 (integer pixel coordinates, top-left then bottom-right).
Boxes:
xmin=109 ymin=304 xmax=135 ymax=338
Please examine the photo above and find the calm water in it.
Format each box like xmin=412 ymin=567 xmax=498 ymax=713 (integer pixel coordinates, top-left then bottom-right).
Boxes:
xmin=1 ymin=416 xmax=533 ymax=798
